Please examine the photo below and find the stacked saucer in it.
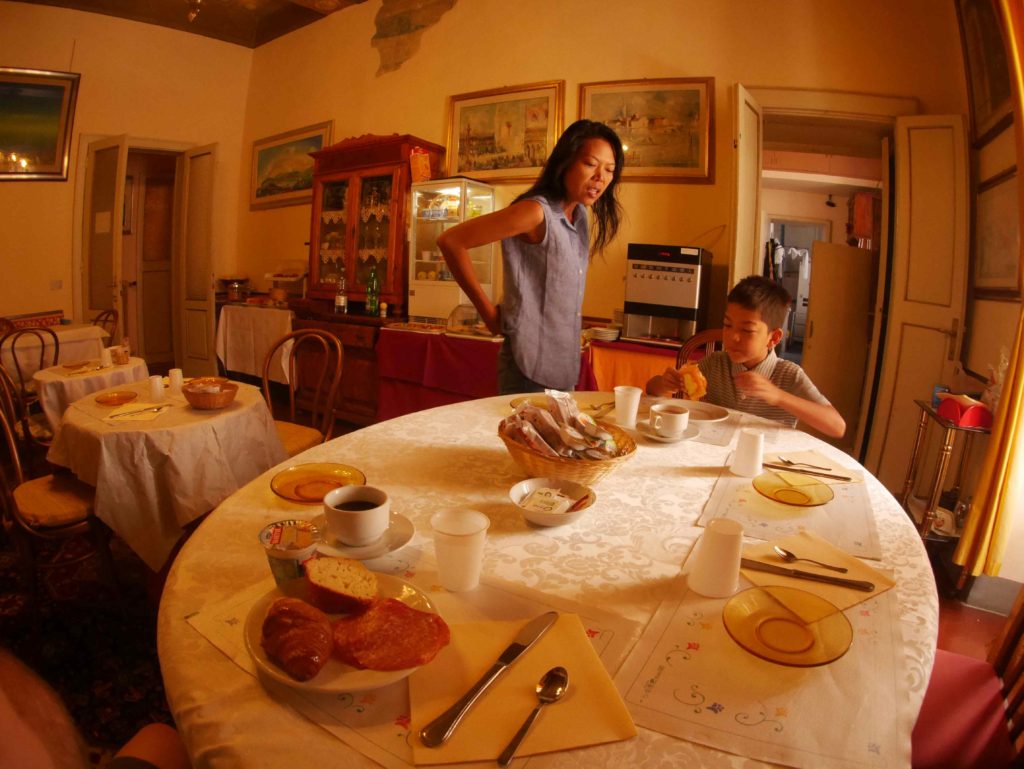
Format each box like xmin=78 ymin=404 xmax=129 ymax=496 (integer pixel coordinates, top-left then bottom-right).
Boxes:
xmin=588 ymin=326 xmax=621 ymax=342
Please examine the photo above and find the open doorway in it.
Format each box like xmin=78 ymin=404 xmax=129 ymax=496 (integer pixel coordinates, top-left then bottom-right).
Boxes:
xmin=766 ymin=217 xmax=830 ymax=364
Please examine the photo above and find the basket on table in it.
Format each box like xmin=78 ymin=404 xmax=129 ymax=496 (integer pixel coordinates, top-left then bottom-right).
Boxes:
xmin=182 ymin=378 xmax=238 ymax=410
xmin=498 ymin=421 xmax=637 ymax=485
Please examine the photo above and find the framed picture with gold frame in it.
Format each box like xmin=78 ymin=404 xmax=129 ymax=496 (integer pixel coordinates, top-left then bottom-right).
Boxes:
xmin=445 ymin=81 xmax=564 ymax=182
xmin=973 ymin=166 xmax=1021 ymax=299
xmin=955 ymin=0 xmax=1014 ymax=146
xmin=578 ymin=77 xmax=715 ymax=183
xmin=0 ymin=67 xmax=79 ymax=182
xmin=250 ymin=120 xmax=332 ymax=210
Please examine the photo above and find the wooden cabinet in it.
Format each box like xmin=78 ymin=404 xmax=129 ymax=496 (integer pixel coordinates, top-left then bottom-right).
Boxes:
xmin=308 ymin=134 xmax=444 ymax=316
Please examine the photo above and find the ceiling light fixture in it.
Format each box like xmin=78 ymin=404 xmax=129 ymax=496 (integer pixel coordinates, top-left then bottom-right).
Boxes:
xmin=186 ymin=0 xmax=202 ymax=23
xmin=825 ymin=194 xmax=836 ymax=208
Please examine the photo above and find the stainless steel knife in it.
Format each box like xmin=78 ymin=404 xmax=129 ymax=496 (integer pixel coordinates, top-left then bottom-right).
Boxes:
xmin=419 ymin=610 xmax=558 ymax=747
xmin=762 ymin=463 xmax=853 ymax=482
xmin=740 ymin=558 xmax=875 ymax=592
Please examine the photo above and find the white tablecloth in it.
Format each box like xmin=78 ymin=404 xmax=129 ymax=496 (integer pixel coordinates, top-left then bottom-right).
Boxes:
xmin=47 ymin=379 xmax=287 ymax=571
xmin=215 ymin=304 xmax=292 ymax=383
xmin=157 ymin=394 xmax=937 ymax=768
xmin=1 ymin=323 xmax=109 ymax=379
xmin=32 ymin=357 xmax=150 ymax=431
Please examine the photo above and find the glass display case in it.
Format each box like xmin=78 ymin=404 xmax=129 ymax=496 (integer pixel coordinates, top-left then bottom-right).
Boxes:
xmin=408 ymin=177 xmax=496 ymax=323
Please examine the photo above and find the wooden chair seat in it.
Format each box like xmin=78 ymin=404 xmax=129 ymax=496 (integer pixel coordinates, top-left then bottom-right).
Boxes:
xmin=274 ymin=420 xmax=325 ymax=458
xmin=12 ymin=473 xmax=96 ymax=528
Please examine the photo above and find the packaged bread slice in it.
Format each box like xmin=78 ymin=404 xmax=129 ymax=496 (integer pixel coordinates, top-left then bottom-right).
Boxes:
xmin=305 ymin=556 xmax=377 ymax=614
xmin=332 ymin=598 xmax=451 ymax=671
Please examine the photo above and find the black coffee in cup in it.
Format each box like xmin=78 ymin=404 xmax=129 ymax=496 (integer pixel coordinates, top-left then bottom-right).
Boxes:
xmin=332 ymin=500 xmax=377 ymax=512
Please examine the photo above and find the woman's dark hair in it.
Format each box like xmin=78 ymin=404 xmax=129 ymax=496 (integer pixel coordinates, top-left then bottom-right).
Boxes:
xmin=516 ymin=119 xmax=625 ymax=255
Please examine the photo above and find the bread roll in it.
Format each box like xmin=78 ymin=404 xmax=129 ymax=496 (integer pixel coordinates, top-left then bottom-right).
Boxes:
xmin=305 ymin=556 xmax=377 ymax=614
xmin=261 ymin=597 xmax=333 ymax=681
xmin=333 ymin=598 xmax=450 ymax=671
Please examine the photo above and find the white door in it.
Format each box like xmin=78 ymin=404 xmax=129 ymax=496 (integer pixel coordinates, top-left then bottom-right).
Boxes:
xmin=864 ymin=115 xmax=969 ymax=492
xmin=82 ymin=135 xmax=129 ymax=330
xmin=730 ymin=84 xmax=763 ymax=287
xmin=177 ymin=144 xmax=217 ymax=377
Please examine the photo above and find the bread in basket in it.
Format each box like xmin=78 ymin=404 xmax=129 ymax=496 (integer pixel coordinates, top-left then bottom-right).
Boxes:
xmin=182 ymin=379 xmax=238 ymax=410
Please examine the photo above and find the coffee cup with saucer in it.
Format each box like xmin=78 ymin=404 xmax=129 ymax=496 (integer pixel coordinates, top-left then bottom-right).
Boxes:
xmin=313 ymin=509 xmax=414 ymax=560
xmin=637 ymin=421 xmax=700 ymax=443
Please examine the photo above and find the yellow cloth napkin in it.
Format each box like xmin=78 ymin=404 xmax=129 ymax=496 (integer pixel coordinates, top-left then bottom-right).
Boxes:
xmin=741 ymin=530 xmax=894 ymax=612
xmin=103 ymin=402 xmax=168 ymax=422
xmin=410 ymin=613 xmax=636 ymax=765
xmin=764 ymin=449 xmax=863 ymax=484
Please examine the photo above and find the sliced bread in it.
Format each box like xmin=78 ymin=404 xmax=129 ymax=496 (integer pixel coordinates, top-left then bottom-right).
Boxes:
xmin=305 ymin=556 xmax=377 ymax=614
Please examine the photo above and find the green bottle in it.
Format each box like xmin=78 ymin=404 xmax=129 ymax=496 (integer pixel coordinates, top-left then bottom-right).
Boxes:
xmin=365 ymin=266 xmax=380 ymax=317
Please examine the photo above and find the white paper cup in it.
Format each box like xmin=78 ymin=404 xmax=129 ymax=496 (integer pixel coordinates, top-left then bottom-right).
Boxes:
xmin=430 ymin=508 xmax=490 ymax=591
xmin=323 ymin=485 xmax=389 ymax=546
xmin=100 ymin=347 xmax=113 ymax=367
xmin=730 ymin=428 xmax=764 ymax=477
xmin=650 ymin=403 xmax=689 ymax=437
xmin=168 ymin=368 xmax=184 ymax=393
xmin=687 ymin=519 xmax=743 ymax=598
xmin=614 ymin=385 xmax=643 ymax=429
xmin=148 ymin=375 xmax=165 ymax=402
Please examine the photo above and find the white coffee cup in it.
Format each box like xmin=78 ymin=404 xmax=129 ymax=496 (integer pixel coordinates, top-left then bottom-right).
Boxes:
xmin=730 ymin=428 xmax=764 ymax=477
xmin=650 ymin=403 xmax=689 ymax=437
xmin=430 ymin=508 xmax=490 ymax=591
xmin=614 ymin=385 xmax=643 ymax=429
xmin=323 ymin=485 xmax=390 ymax=546
xmin=148 ymin=374 xmax=165 ymax=402
xmin=687 ymin=519 xmax=744 ymax=598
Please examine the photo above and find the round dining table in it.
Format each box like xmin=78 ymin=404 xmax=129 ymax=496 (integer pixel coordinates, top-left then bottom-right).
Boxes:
xmin=32 ymin=356 xmax=150 ymax=431
xmin=157 ymin=393 xmax=937 ymax=769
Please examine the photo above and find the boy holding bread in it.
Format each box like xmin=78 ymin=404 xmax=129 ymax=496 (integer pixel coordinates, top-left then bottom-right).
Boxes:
xmin=646 ymin=275 xmax=846 ymax=438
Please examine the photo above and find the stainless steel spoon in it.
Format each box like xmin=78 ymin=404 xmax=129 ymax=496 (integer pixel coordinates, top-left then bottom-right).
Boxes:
xmin=773 ymin=545 xmax=849 ymax=573
xmin=497 ymin=666 xmax=569 ymax=766
xmin=777 ymin=456 xmax=833 ymax=471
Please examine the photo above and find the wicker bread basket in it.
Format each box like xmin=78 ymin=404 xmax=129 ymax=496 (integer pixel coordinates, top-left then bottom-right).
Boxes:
xmin=499 ymin=421 xmax=637 ymax=485
xmin=182 ymin=380 xmax=238 ymax=410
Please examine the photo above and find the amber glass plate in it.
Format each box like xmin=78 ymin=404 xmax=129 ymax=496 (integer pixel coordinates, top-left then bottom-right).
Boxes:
xmin=752 ymin=470 xmax=834 ymax=507
xmin=95 ymin=391 xmax=139 ymax=406
xmin=270 ymin=463 xmax=366 ymax=503
xmin=63 ymin=360 xmax=95 ymax=370
xmin=723 ymin=585 xmax=853 ymax=667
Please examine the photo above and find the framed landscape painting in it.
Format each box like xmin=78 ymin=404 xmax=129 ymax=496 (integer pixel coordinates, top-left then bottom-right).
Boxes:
xmin=974 ymin=166 xmax=1021 ymax=299
xmin=956 ymin=0 xmax=1014 ymax=146
xmin=445 ymin=81 xmax=564 ymax=182
xmin=0 ymin=67 xmax=79 ymax=181
xmin=250 ymin=121 xmax=332 ymax=209
xmin=579 ymin=77 xmax=715 ymax=183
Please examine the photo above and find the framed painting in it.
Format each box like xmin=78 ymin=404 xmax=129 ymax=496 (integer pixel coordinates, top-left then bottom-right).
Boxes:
xmin=956 ymin=0 xmax=1014 ymax=146
xmin=445 ymin=81 xmax=564 ymax=182
xmin=973 ymin=166 xmax=1021 ymax=299
xmin=0 ymin=67 xmax=79 ymax=182
xmin=579 ymin=77 xmax=714 ymax=183
xmin=250 ymin=120 xmax=332 ymax=209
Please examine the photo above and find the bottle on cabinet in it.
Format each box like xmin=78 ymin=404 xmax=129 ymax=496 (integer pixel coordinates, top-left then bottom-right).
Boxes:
xmin=334 ymin=274 xmax=348 ymax=315
xmin=365 ymin=266 xmax=380 ymax=317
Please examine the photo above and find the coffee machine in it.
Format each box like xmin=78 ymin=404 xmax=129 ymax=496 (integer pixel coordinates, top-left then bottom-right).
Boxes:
xmin=620 ymin=243 xmax=712 ymax=347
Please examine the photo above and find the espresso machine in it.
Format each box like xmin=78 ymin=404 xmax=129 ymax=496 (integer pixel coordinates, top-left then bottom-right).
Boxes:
xmin=620 ymin=243 xmax=713 ymax=347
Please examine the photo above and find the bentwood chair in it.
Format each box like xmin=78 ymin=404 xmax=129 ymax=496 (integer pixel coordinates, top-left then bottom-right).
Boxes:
xmin=911 ymin=584 xmax=1024 ymax=768
xmin=0 ymin=401 xmax=120 ymax=606
xmin=0 ymin=364 xmax=53 ymax=475
xmin=91 ymin=309 xmax=119 ymax=339
xmin=262 ymin=329 xmax=344 ymax=457
xmin=675 ymin=328 xmax=723 ymax=368
xmin=0 ymin=327 xmax=60 ymax=408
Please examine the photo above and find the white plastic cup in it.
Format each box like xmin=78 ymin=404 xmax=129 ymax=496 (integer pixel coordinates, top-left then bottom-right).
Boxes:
xmin=650 ymin=403 xmax=689 ymax=437
xmin=430 ymin=508 xmax=490 ymax=591
xmin=148 ymin=375 xmax=165 ymax=402
xmin=100 ymin=347 xmax=113 ymax=367
xmin=614 ymin=385 xmax=643 ymax=429
xmin=730 ymin=428 xmax=764 ymax=477
xmin=323 ymin=485 xmax=390 ymax=546
xmin=687 ymin=519 xmax=744 ymax=598
xmin=168 ymin=368 xmax=184 ymax=393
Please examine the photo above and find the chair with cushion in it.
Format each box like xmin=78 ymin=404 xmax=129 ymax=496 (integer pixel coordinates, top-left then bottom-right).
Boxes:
xmin=675 ymin=328 xmax=723 ymax=368
xmin=0 ymin=402 xmax=119 ymax=605
xmin=911 ymin=585 xmax=1024 ymax=768
xmin=91 ymin=309 xmax=119 ymax=339
xmin=0 ymin=364 xmax=53 ymax=475
xmin=0 ymin=327 xmax=60 ymax=408
xmin=262 ymin=329 xmax=344 ymax=457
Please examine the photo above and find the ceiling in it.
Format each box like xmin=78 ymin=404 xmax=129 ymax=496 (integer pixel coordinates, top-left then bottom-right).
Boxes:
xmin=17 ymin=0 xmax=367 ymax=47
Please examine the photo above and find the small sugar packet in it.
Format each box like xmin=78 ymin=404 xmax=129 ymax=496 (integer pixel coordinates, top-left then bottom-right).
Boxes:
xmin=522 ymin=487 xmax=572 ymax=515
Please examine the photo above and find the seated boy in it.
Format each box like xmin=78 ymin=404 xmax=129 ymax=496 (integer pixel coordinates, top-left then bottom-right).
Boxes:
xmin=646 ymin=275 xmax=846 ymax=437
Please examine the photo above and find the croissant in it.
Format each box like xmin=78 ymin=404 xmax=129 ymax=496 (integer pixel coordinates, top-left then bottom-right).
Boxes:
xmin=261 ymin=597 xmax=333 ymax=681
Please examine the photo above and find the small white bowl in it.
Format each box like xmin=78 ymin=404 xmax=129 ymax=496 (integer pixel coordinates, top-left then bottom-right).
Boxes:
xmin=509 ymin=477 xmax=595 ymax=527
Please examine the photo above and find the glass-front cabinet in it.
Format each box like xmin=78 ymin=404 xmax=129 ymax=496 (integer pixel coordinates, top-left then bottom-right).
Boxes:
xmin=408 ymin=177 xmax=496 ymax=322
xmin=307 ymin=134 xmax=444 ymax=314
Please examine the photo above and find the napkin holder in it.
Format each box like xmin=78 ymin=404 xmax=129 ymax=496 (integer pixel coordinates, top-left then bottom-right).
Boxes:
xmin=936 ymin=393 xmax=992 ymax=428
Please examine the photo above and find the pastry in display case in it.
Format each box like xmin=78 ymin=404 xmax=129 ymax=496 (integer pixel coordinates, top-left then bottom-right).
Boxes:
xmin=408 ymin=177 xmax=496 ymax=323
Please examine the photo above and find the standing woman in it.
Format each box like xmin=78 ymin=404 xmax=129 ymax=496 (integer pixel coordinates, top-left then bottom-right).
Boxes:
xmin=437 ymin=119 xmax=624 ymax=395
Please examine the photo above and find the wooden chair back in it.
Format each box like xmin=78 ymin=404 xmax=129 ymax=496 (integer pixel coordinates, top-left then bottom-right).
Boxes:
xmin=0 ymin=327 xmax=60 ymax=402
xmin=92 ymin=309 xmax=119 ymax=339
xmin=675 ymin=328 xmax=723 ymax=368
xmin=263 ymin=329 xmax=344 ymax=441
xmin=989 ymin=586 xmax=1024 ymax=755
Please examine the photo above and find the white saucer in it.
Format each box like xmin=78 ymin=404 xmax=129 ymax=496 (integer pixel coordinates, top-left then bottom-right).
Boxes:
xmin=636 ymin=421 xmax=700 ymax=444
xmin=313 ymin=512 xmax=414 ymax=560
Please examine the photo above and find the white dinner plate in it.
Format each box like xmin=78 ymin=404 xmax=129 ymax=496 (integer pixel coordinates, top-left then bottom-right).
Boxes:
xmin=312 ymin=512 xmax=414 ymax=560
xmin=244 ymin=574 xmax=435 ymax=692
xmin=667 ymin=399 xmax=729 ymax=423
xmin=636 ymin=422 xmax=700 ymax=444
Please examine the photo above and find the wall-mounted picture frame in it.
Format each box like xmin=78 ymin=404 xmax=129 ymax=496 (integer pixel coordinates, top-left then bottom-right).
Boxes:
xmin=445 ymin=81 xmax=564 ymax=182
xmin=250 ymin=120 xmax=333 ymax=210
xmin=973 ymin=166 xmax=1020 ymax=299
xmin=0 ymin=67 xmax=79 ymax=182
xmin=956 ymin=0 xmax=1014 ymax=147
xmin=578 ymin=77 xmax=714 ymax=183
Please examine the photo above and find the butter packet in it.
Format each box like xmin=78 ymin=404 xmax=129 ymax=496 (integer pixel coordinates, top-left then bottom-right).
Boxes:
xmin=522 ymin=487 xmax=572 ymax=515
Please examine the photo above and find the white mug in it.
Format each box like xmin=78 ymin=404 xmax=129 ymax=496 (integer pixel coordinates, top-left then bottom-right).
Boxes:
xmin=323 ymin=485 xmax=390 ymax=546
xmin=650 ymin=403 xmax=689 ymax=437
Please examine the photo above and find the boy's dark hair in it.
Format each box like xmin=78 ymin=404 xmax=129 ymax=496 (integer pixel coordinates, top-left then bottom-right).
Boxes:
xmin=516 ymin=119 xmax=624 ymax=255
xmin=727 ymin=275 xmax=793 ymax=330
